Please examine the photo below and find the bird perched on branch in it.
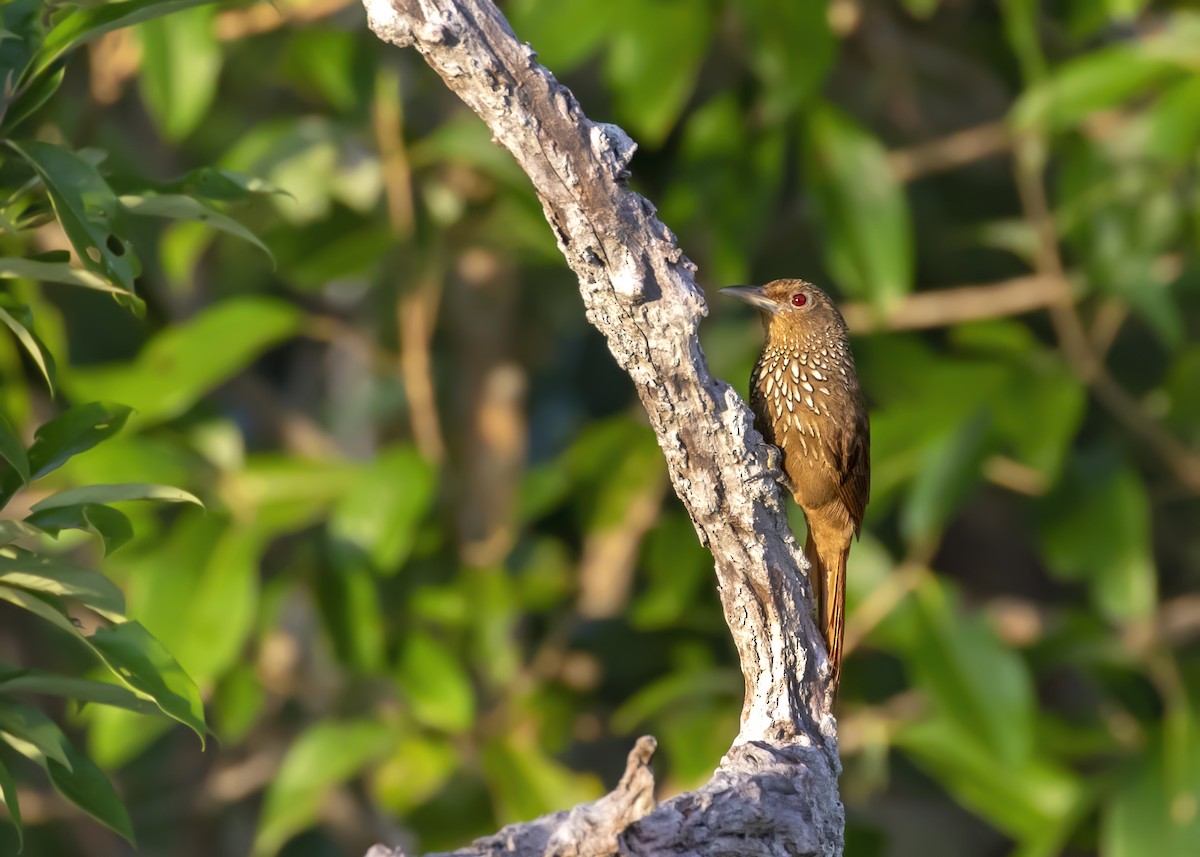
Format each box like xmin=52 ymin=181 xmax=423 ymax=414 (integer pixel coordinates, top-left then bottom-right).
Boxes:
xmin=722 ymin=279 xmax=870 ymax=689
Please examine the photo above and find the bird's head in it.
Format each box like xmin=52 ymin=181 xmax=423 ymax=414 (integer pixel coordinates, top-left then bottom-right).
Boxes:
xmin=720 ymin=279 xmax=845 ymax=341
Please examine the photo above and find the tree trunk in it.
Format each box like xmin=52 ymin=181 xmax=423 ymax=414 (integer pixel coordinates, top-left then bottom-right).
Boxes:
xmin=360 ymin=1 xmax=844 ymax=854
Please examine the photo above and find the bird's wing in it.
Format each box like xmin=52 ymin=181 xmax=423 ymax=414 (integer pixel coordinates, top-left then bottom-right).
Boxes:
xmin=834 ymin=408 xmax=870 ymax=535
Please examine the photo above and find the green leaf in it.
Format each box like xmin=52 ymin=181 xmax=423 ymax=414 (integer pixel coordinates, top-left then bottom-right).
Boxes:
xmin=738 ymin=0 xmax=834 ymax=120
xmin=0 ymin=65 xmax=63 ymax=135
xmin=803 ymin=102 xmax=914 ymax=311
xmin=898 ymin=713 xmax=1087 ymax=844
xmin=900 ymin=411 xmax=992 ymax=546
xmin=0 ymin=411 xmax=29 ymax=485
xmin=46 ymin=739 xmax=134 ymax=843
xmin=137 ymin=5 xmax=220 ymax=141
xmin=30 ymin=482 xmax=202 ymax=512
xmin=329 ymin=445 xmax=435 ymax=572
xmin=120 ymin=194 xmax=273 ymax=264
xmin=0 ymin=668 xmax=160 ymax=717
xmin=1103 ymin=727 xmax=1200 ymax=857
xmin=173 ymin=523 xmax=261 ymax=683
xmin=0 ymin=520 xmax=43 ymax=545
xmin=603 ymin=0 xmax=713 ymax=146
xmin=68 ymin=298 xmax=302 ymax=424
xmin=370 ymin=733 xmax=458 ymax=815
xmin=0 ymin=301 xmax=56 ymax=393
xmin=1011 ymin=45 xmax=1179 ymax=133
xmin=253 ymin=719 xmax=393 ymax=857
xmin=0 ymin=550 xmax=125 ymax=619
xmin=505 ymin=0 xmax=616 ymax=71
xmin=0 ymin=701 xmax=73 ymax=769
xmin=24 ymin=401 xmax=132 ymax=484
xmin=26 ymin=503 xmax=135 ymax=555
xmin=317 ymin=544 xmax=386 ymax=672
xmin=0 ymin=585 xmax=205 ymax=741
xmin=87 ymin=622 xmax=206 ymax=743
xmin=0 ymin=754 xmax=20 ymax=851
xmin=907 ymin=575 xmax=1035 ymax=767
xmin=396 ymin=633 xmax=475 ymax=734
xmin=26 ymin=0 xmax=219 ymax=83
xmin=5 ymin=141 xmax=138 ymax=289
xmin=1039 ymin=459 xmax=1157 ymax=622
xmin=0 ymin=257 xmax=139 ymax=301
xmin=481 ymin=736 xmax=603 ymax=824
xmin=129 ymin=166 xmax=286 ymax=203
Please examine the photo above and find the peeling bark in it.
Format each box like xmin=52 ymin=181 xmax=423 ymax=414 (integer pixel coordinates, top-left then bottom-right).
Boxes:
xmin=360 ymin=1 xmax=844 ymax=854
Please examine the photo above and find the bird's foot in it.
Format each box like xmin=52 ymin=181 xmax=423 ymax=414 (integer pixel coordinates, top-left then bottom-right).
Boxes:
xmin=757 ymin=442 xmax=797 ymax=496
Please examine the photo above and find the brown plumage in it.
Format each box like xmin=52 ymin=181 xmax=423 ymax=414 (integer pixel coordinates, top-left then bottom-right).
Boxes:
xmin=722 ymin=279 xmax=870 ymax=689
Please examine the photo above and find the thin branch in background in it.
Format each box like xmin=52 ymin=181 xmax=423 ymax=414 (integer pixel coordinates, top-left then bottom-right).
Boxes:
xmin=841 ymin=273 xmax=1068 ymax=333
xmin=888 ymin=120 xmax=1012 ymax=182
xmin=1013 ymin=139 xmax=1200 ymax=495
xmin=397 ymin=271 xmax=447 ymax=463
xmin=215 ymin=0 xmax=357 ymax=40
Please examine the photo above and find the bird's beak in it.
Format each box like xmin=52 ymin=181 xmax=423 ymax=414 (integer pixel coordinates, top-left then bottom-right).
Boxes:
xmin=720 ymin=286 xmax=780 ymax=314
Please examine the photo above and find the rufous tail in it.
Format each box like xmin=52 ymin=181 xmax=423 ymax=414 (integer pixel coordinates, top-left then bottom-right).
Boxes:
xmin=804 ymin=530 xmax=849 ymax=691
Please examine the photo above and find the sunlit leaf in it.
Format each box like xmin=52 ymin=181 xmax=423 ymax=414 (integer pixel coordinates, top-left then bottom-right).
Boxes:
xmin=0 ymin=550 xmax=126 ymax=619
xmin=24 ymin=401 xmax=132 ymax=482
xmin=253 ymin=719 xmax=393 ymax=857
xmin=0 ymin=585 xmax=204 ymax=740
xmin=396 ymin=633 xmax=475 ymax=734
xmin=329 ymin=445 xmax=435 ymax=572
xmin=68 ymin=298 xmax=302 ymax=424
xmin=0 ymin=300 xmax=55 ymax=392
xmin=0 ymin=754 xmax=20 ymax=851
xmin=87 ymin=622 xmax=206 ymax=742
xmin=137 ymin=5 xmax=220 ymax=141
xmin=30 ymin=482 xmax=202 ymax=512
xmin=0 ymin=257 xmax=139 ymax=301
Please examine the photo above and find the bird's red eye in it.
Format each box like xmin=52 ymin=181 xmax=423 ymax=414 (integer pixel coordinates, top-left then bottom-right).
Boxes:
xmin=791 ymin=293 xmax=807 ymax=307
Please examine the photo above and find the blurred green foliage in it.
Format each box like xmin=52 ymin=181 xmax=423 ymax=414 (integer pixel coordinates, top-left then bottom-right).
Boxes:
xmin=1 ymin=1 xmax=1200 ymax=856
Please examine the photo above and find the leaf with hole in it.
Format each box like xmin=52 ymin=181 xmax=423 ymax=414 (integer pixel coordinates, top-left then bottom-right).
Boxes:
xmin=6 ymin=141 xmax=138 ymax=288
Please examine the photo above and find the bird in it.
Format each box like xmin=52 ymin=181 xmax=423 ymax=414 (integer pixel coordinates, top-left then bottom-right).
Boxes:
xmin=721 ymin=279 xmax=870 ymax=689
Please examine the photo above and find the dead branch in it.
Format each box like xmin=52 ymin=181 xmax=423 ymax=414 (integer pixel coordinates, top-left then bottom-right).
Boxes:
xmin=360 ymin=0 xmax=844 ymax=855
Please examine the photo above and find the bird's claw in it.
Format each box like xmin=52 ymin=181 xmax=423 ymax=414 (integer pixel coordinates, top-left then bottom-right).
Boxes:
xmin=757 ymin=442 xmax=797 ymax=496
